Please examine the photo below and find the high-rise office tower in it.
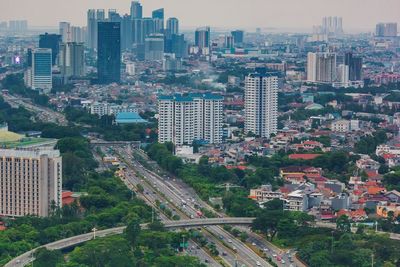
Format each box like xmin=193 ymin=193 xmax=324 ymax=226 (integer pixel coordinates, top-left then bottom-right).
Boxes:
xmin=307 ymin=52 xmax=337 ymax=83
xmin=108 ymin=9 xmax=121 ymax=22
xmin=59 ymin=42 xmax=85 ymax=83
xmin=344 ymin=52 xmax=363 ymax=81
xmin=244 ymin=74 xmax=278 ymax=138
xmin=376 ymin=23 xmax=398 ymax=37
xmin=39 ymin=33 xmax=61 ymax=65
xmin=97 ymin=22 xmax=121 ymax=84
xmin=121 ymin=14 xmax=133 ymax=51
xmin=158 ymin=93 xmax=223 ymax=145
xmin=166 ymin=17 xmax=179 ymax=35
xmin=224 ymin=35 xmax=234 ymax=49
xmin=25 ymin=48 xmax=53 ymax=93
xmin=86 ymin=9 xmax=106 ymax=50
xmin=195 ymin=26 xmax=210 ymax=51
xmin=171 ymin=34 xmax=187 ymax=58
xmin=86 ymin=9 xmax=97 ymax=49
xmin=70 ymin=26 xmax=85 ymax=43
xmin=165 ymin=33 xmax=187 ymax=58
xmin=133 ymin=18 xmax=156 ymax=45
xmin=59 ymin=22 xmax=71 ymax=42
xmin=0 ymin=148 xmax=62 ymax=217
xmin=152 ymin=8 xmax=164 ymax=33
xmin=231 ymin=30 xmax=244 ymax=46
xmin=145 ymin=34 xmax=164 ymax=61
xmin=97 ymin=9 xmax=105 ymax=21
xmin=130 ymin=1 xmax=143 ymax=19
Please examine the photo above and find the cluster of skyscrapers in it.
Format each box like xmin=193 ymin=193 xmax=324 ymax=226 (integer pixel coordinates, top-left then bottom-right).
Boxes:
xmin=86 ymin=2 xmax=188 ymax=83
xmin=312 ymin=17 xmax=343 ymax=41
xmin=375 ymin=23 xmax=398 ymax=37
xmin=307 ymin=52 xmax=362 ymax=87
xmin=24 ymin=31 xmax=85 ymax=92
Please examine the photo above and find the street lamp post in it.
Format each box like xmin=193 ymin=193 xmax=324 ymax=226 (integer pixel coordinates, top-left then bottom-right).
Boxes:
xmin=92 ymin=227 xmax=97 ymax=239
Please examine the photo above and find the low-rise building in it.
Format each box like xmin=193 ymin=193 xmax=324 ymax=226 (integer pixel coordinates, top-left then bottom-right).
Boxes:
xmin=248 ymin=184 xmax=283 ymax=204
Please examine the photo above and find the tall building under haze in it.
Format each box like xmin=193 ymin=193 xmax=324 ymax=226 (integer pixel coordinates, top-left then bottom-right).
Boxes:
xmin=244 ymin=74 xmax=278 ymax=138
xmin=97 ymin=22 xmax=121 ymax=84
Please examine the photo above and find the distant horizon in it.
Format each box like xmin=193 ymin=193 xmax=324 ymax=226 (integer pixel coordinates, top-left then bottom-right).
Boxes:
xmin=1 ymin=0 xmax=399 ymax=32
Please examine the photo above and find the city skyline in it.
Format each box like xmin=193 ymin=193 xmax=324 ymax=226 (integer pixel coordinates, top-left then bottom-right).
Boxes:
xmin=1 ymin=0 xmax=399 ymax=32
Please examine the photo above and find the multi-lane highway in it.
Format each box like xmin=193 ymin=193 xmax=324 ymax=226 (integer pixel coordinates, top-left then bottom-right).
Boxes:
xmin=113 ymin=145 xmax=274 ymax=267
xmin=2 ymin=93 xmax=68 ymax=126
xmin=128 ymin=147 xmax=306 ymax=267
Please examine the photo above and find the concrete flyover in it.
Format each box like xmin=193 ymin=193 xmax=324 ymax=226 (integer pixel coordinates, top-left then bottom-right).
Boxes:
xmin=90 ymin=140 xmax=141 ymax=147
xmin=163 ymin=217 xmax=255 ymax=229
xmin=5 ymin=218 xmax=256 ymax=267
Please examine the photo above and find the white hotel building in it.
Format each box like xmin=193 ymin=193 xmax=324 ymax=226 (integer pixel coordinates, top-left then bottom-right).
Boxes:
xmin=158 ymin=93 xmax=223 ymax=145
xmin=0 ymin=148 xmax=62 ymax=217
xmin=244 ymin=74 xmax=278 ymax=138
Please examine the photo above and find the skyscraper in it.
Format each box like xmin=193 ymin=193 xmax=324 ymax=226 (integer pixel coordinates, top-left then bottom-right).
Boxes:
xmin=130 ymin=1 xmax=143 ymax=19
xmin=97 ymin=22 xmax=121 ymax=84
xmin=70 ymin=26 xmax=85 ymax=43
xmin=0 ymin=148 xmax=62 ymax=217
xmin=307 ymin=52 xmax=337 ymax=83
xmin=39 ymin=33 xmax=61 ymax=65
xmin=376 ymin=23 xmax=398 ymax=37
xmin=345 ymin=52 xmax=363 ymax=81
xmin=152 ymin=8 xmax=164 ymax=33
xmin=121 ymin=14 xmax=133 ymax=51
xmin=31 ymin=48 xmax=53 ymax=92
xmin=166 ymin=17 xmax=179 ymax=35
xmin=158 ymin=93 xmax=223 ymax=145
xmin=59 ymin=42 xmax=85 ymax=83
xmin=195 ymin=26 xmax=210 ymax=52
xmin=231 ymin=30 xmax=244 ymax=46
xmin=224 ymin=35 xmax=234 ymax=49
xmin=86 ymin=9 xmax=97 ymax=49
xmin=145 ymin=34 xmax=164 ymax=61
xmin=244 ymin=74 xmax=278 ymax=138
xmin=59 ymin=22 xmax=71 ymax=42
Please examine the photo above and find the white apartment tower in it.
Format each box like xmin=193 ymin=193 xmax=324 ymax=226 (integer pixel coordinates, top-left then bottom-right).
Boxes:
xmin=0 ymin=148 xmax=62 ymax=217
xmin=307 ymin=52 xmax=337 ymax=83
xmin=244 ymin=74 xmax=278 ymax=138
xmin=158 ymin=94 xmax=223 ymax=145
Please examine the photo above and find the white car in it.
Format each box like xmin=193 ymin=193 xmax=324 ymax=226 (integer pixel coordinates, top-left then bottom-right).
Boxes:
xmin=228 ymin=239 xmax=233 ymax=243
xmin=263 ymin=248 xmax=269 ymax=252
xmin=252 ymin=242 xmax=256 ymax=246
xmin=272 ymin=253 xmax=277 ymax=257
xmin=256 ymin=261 xmax=261 ymax=266
xmin=281 ymin=259 xmax=286 ymax=264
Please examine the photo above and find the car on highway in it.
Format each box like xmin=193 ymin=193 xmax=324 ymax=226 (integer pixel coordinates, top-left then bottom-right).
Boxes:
xmin=256 ymin=261 xmax=261 ymax=266
xmin=228 ymin=239 xmax=232 ymax=243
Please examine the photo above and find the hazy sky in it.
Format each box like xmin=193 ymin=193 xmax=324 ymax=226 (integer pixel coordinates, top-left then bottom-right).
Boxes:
xmin=1 ymin=0 xmax=399 ymax=31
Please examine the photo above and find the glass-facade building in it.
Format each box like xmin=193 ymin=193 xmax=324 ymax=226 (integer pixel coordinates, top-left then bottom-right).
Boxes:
xmin=97 ymin=21 xmax=121 ymax=84
xmin=31 ymin=48 xmax=52 ymax=92
xmin=39 ymin=33 xmax=61 ymax=65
